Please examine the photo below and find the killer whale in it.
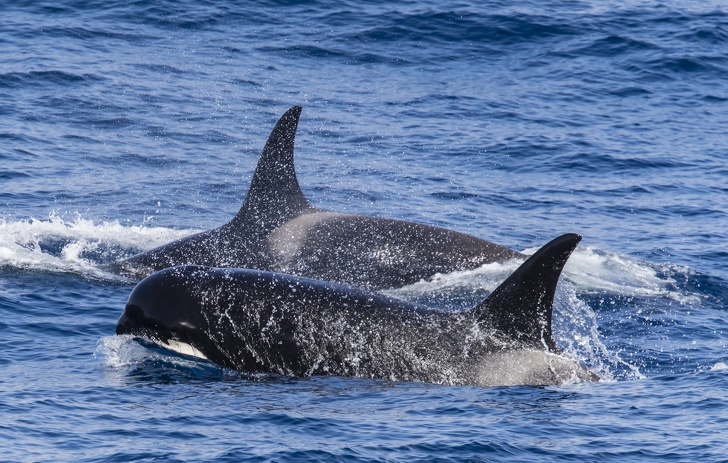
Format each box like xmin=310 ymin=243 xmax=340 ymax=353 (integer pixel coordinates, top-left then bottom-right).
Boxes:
xmin=116 ymin=233 xmax=598 ymax=387
xmin=111 ymin=106 xmax=522 ymax=290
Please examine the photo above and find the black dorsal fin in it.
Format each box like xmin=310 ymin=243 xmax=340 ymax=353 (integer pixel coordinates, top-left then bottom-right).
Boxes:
xmin=473 ymin=233 xmax=581 ymax=351
xmin=235 ymin=106 xmax=315 ymax=232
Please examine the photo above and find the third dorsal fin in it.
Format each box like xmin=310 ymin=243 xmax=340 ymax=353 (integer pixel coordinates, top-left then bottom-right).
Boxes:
xmin=235 ymin=106 xmax=315 ymax=232
xmin=473 ymin=233 xmax=581 ymax=351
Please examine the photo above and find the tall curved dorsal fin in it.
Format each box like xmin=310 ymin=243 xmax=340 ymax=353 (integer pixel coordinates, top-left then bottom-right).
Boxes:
xmin=473 ymin=233 xmax=581 ymax=351
xmin=235 ymin=106 xmax=315 ymax=232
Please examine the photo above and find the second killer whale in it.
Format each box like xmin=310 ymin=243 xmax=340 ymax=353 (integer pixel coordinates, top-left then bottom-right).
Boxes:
xmin=111 ymin=106 xmax=522 ymax=289
xmin=116 ymin=233 xmax=597 ymax=387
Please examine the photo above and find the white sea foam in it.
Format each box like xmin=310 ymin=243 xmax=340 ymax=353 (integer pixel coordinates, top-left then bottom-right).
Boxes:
xmin=391 ymin=244 xmax=696 ymax=305
xmin=557 ymin=246 xmax=698 ymax=303
xmin=0 ymin=213 xmax=198 ymax=280
xmin=94 ymin=335 xmax=154 ymax=369
xmin=390 ymin=259 xmax=522 ymax=303
xmin=710 ymin=362 xmax=728 ymax=371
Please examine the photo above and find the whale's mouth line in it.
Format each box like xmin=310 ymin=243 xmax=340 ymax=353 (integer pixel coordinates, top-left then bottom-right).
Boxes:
xmin=159 ymin=338 xmax=209 ymax=361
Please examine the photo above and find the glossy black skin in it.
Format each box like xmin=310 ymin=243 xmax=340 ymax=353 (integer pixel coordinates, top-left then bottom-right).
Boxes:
xmin=117 ymin=234 xmax=597 ymax=385
xmin=110 ymin=106 xmax=522 ymax=290
xmin=118 ymin=266 xmax=469 ymax=381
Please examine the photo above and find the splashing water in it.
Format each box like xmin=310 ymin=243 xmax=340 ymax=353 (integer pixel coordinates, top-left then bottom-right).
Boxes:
xmin=0 ymin=212 xmax=197 ymax=279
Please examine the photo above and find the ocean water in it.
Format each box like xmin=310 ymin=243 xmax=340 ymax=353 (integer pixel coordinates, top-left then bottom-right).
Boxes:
xmin=1 ymin=0 xmax=728 ymax=461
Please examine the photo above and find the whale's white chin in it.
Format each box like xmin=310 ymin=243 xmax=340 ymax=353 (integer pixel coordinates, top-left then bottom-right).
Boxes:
xmin=160 ymin=339 xmax=209 ymax=360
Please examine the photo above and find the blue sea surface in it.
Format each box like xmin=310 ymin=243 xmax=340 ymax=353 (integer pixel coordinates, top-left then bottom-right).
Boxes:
xmin=1 ymin=1 xmax=728 ymax=461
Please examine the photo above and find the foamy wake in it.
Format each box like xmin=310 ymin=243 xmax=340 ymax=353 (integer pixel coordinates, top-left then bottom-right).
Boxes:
xmin=558 ymin=246 xmax=699 ymax=304
xmin=94 ymin=335 xmax=160 ymax=370
xmin=0 ymin=213 xmax=197 ymax=280
xmin=393 ymin=245 xmax=699 ymax=305
xmin=710 ymin=362 xmax=728 ymax=372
